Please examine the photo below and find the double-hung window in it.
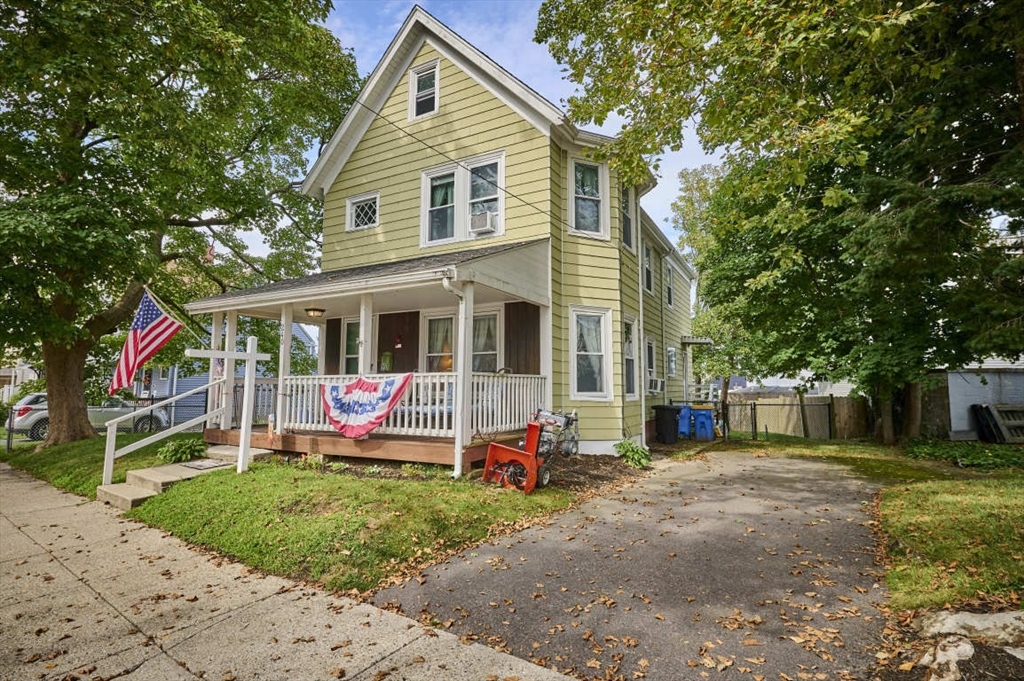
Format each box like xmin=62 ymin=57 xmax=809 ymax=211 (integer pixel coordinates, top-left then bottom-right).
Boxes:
xmin=421 ymin=151 xmax=504 ymax=246
xmin=570 ymin=306 xmax=612 ymax=400
xmin=646 ymin=338 xmax=656 ymax=379
xmin=569 ymin=158 xmax=609 ymax=238
xmin=644 ymin=245 xmax=653 ymax=293
xmin=667 ymin=347 xmax=677 ymax=377
xmin=472 ymin=314 xmax=498 ymax=372
xmin=666 ymin=267 xmax=674 ymax=307
xmin=426 ymin=317 xmax=454 ymax=372
xmin=409 ymin=60 xmax=438 ymax=119
xmin=620 ymin=184 xmax=634 ymax=250
xmin=624 ymin=320 xmax=637 ymax=399
xmin=428 ymin=173 xmax=455 ymax=242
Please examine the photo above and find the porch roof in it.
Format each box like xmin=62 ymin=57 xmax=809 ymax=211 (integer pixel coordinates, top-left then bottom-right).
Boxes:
xmin=185 ymin=238 xmax=549 ymax=320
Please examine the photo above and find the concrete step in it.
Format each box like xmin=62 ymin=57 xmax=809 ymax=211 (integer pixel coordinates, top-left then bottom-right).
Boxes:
xmin=126 ymin=462 xmax=226 ymax=493
xmin=97 ymin=483 xmax=158 ymax=511
xmin=206 ymin=444 xmax=273 ymax=463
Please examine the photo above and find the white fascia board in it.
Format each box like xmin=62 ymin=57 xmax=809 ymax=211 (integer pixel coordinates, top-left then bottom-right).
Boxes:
xmin=184 ymin=270 xmax=445 ymax=315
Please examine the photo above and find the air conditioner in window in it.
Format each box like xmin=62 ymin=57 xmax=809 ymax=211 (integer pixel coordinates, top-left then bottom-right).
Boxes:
xmin=470 ymin=211 xmax=498 ymax=234
xmin=646 ymin=377 xmax=665 ymax=393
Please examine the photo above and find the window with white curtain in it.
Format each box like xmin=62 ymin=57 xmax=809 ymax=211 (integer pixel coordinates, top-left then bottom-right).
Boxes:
xmin=472 ymin=314 xmax=498 ymax=372
xmin=570 ymin=306 xmax=612 ymax=400
xmin=426 ymin=317 xmax=453 ymax=372
xmin=624 ymin=319 xmax=637 ymax=398
xmin=421 ymin=151 xmax=504 ymax=246
xmin=667 ymin=347 xmax=677 ymax=377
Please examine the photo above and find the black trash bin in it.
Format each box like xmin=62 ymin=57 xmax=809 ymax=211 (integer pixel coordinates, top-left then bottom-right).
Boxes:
xmin=653 ymin=404 xmax=683 ymax=444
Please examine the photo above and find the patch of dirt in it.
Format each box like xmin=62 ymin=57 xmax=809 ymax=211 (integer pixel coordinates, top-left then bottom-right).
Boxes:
xmin=871 ymin=640 xmax=1024 ymax=681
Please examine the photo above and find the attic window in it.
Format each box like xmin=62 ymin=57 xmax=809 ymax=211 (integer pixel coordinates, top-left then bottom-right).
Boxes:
xmin=410 ymin=60 xmax=439 ymax=119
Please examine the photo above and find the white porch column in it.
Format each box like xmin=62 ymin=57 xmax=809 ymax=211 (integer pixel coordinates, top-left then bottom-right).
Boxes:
xmin=276 ymin=304 xmax=293 ymax=434
xmin=316 ymin=323 xmax=327 ymax=375
xmin=206 ymin=312 xmax=224 ymax=429
xmin=222 ymin=310 xmax=238 ymax=430
xmin=540 ymin=304 xmax=553 ymax=410
xmin=358 ymin=293 xmax=374 ymax=375
xmin=453 ymin=281 xmax=474 ymax=478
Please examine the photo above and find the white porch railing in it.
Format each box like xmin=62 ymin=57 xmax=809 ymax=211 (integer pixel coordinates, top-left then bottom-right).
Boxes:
xmin=279 ymin=373 xmax=546 ymax=439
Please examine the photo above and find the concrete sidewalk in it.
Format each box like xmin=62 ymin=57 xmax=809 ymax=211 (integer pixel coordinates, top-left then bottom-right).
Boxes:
xmin=0 ymin=463 xmax=567 ymax=681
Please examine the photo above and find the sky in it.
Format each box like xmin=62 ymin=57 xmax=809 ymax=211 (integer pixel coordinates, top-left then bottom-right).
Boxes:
xmin=322 ymin=0 xmax=718 ymax=241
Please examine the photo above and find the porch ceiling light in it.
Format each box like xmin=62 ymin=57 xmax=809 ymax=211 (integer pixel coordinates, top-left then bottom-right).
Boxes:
xmin=304 ymin=307 xmax=326 ymax=319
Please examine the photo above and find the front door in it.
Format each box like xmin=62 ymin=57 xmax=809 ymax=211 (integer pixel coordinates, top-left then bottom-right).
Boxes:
xmin=377 ymin=312 xmax=419 ymax=373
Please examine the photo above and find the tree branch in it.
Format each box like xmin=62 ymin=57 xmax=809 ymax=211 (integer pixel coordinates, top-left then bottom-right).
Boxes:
xmin=205 ymin=226 xmax=267 ymax=278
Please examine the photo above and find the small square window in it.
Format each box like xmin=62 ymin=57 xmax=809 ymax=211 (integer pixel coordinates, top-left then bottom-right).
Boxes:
xmin=346 ymin=192 xmax=380 ymax=232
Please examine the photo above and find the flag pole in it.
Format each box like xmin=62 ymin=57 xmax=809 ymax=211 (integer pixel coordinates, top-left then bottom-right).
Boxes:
xmin=144 ymin=286 xmax=208 ymax=348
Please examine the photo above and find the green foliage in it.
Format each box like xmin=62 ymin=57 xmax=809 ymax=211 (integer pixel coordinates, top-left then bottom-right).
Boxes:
xmin=614 ymin=439 xmax=651 ymax=469
xmin=156 ymin=437 xmax=207 ymax=464
xmin=127 ymin=461 xmax=573 ymax=592
xmin=538 ymin=0 xmax=1024 ymax=429
xmin=0 ymin=432 xmax=194 ymax=498
xmin=905 ymin=440 xmax=1024 ymax=470
xmin=0 ymin=0 xmax=361 ymax=442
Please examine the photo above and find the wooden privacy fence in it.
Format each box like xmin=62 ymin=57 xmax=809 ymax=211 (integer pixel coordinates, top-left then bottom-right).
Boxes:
xmin=725 ymin=395 xmax=869 ymax=440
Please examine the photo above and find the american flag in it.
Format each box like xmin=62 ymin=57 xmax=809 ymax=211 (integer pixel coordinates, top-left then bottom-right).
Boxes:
xmin=109 ymin=292 xmax=183 ymax=395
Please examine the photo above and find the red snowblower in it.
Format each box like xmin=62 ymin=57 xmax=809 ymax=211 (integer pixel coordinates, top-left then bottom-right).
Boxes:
xmin=482 ymin=409 xmax=578 ymax=494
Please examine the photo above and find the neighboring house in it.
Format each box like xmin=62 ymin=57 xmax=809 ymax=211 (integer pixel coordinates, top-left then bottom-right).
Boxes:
xmin=924 ymin=357 xmax=1024 ymax=440
xmin=185 ymin=7 xmax=694 ymax=465
xmin=0 ymin=357 xmax=39 ymax=403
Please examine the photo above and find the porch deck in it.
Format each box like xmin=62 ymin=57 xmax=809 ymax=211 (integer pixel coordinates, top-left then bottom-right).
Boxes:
xmin=203 ymin=428 xmax=523 ymax=472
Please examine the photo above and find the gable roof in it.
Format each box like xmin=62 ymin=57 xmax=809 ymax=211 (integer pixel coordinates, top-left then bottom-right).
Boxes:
xmin=302 ymin=5 xmax=601 ymax=200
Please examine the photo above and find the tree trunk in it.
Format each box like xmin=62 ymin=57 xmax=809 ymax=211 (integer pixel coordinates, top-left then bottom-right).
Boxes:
xmin=901 ymin=381 xmax=922 ymax=443
xmin=40 ymin=339 xmax=97 ymax=445
xmin=878 ymin=394 xmax=896 ymax=445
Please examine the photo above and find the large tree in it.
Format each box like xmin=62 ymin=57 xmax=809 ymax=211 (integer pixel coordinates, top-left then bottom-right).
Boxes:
xmin=0 ymin=0 xmax=360 ymax=444
xmin=538 ymin=0 xmax=1023 ymax=441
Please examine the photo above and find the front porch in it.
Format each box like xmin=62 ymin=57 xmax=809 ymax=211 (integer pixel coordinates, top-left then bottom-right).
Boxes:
xmin=209 ymin=371 xmax=544 ymax=470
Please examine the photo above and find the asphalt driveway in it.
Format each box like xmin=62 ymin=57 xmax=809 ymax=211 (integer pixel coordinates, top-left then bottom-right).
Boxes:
xmin=374 ymin=451 xmax=888 ymax=680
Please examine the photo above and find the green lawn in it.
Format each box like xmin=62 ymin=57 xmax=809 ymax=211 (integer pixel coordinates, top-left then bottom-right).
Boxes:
xmin=4 ymin=432 xmax=1021 ymax=607
xmin=127 ymin=462 xmax=573 ymax=592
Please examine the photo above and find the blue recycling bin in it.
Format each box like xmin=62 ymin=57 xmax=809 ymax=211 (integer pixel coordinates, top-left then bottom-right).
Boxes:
xmin=693 ymin=407 xmax=715 ymax=442
xmin=677 ymin=405 xmax=692 ymax=438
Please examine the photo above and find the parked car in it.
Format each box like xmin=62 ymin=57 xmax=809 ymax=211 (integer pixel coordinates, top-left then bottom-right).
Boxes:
xmin=10 ymin=393 xmax=170 ymax=440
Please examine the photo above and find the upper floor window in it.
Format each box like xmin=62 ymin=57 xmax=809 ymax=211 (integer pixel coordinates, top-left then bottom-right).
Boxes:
xmin=620 ymin=184 xmax=634 ymax=251
xmin=421 ymin=151 xmax=504 ymax=247
xmin=409 ymin=60 xmax=439 ymax=119
xmin=666 ymin=267 xmax=674 ymax=306
xmin=346 ymin=191 xmax=380 ymax=232
xmin=644 ymin=244 xmax=653 ymax=293
xmin=569 ymin=157 xmax=609 ymax=239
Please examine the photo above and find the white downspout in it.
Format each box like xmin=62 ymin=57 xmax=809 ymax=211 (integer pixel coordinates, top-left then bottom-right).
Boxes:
xmin=638 ymin=238 xmax=646 ymax=448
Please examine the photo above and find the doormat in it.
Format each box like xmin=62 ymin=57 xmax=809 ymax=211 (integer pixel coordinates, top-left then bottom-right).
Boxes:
xmin=182 ymin=459 xmax=232 ymax=470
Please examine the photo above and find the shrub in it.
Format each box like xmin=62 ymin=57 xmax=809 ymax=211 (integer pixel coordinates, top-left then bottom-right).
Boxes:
xmin=156 ymin=438 xmax=207 ymax=464
xmin=614 ymin=439 xmax=651 ymax=469
xmin=905 ymin=439 xmax=1024 ymax=470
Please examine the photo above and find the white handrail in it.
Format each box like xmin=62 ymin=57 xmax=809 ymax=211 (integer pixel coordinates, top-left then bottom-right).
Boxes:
xmin=101 ymin=378 xmax=226 ymax=486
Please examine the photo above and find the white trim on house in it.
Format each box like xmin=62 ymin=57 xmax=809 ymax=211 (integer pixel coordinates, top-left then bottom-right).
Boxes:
xmin=569 ymin=305 xmax=613 ymax=402
xmin=624 ymin=316 xmax=639 ymax=401
xmin=408 ymin=58 xmax=440 ymax=121
xmin=667 ymin=346 xmax=677 ymax=377
xmin=345 ymin=190 xmax=380 ymax=232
